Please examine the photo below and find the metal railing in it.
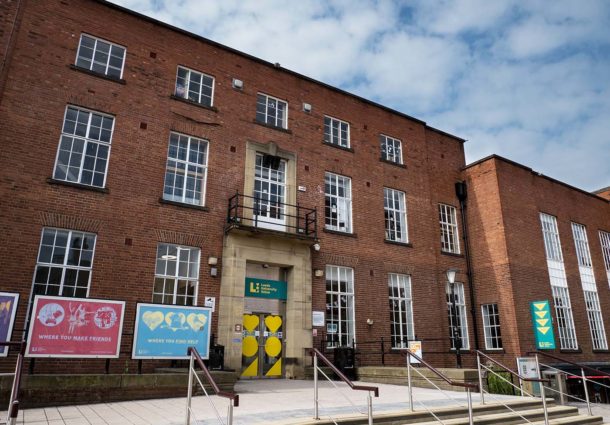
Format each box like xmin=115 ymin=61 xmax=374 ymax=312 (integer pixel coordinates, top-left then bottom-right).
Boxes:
xmin=529 ymin=350 xmax=610 ymax=417
xmin=185 ymin=347 xmax=239 ymax=425
xmin=310 ymin=348 xmax=379 ymax=425
xmin=0 ymin=341 xmax=26 ymax=425
xmin=226 ymin=192 xmax=317 ymax=237
xmin=404 ymin=350 xmax=479 ymax=425
xmin=476 ymin=351 xmax=550 ymax=425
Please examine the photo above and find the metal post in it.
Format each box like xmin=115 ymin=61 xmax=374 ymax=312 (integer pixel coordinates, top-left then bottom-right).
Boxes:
xmin=381 ymin=337 xmax=385 ymax=366
xmin=582 ymin=368 xmax=592 ymax=416
xmin=535 ymin=354 xmax=549 ymax=425
xmin=227 ymin=402 xmax=234 ymax=425
xmin=367 ymin=391 xmax=373 ymax=425
xmin=519 ymin=376 xmax=524 ymax=397
xmin=476 ymin=353 xmax=485 ymax=404
xmin=407 ymin=353 xmax=414 ymax=412
xmin=185 ymin=351 xmax=194 ymax=425
xmin=314 ymin=353 xmax=319 ymax=420
xmin=467 ymin=388 xmax=474 ymax=425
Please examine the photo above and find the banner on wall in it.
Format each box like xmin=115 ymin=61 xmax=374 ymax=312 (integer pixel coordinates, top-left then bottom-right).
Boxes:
xmin=132 ymin=303 xmax=212 ymax=360
xmin=0 ymin=292 xmax=20 ymax=357
xmin=26 ymin=296 xmax=125 ymax=358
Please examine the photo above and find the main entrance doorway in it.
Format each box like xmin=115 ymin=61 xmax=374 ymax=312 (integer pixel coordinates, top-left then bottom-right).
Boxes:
xmin=241 ymin=313 xmax=283 ymax=378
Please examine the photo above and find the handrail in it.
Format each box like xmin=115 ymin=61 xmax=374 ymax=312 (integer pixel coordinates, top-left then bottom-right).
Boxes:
xmin=403 ymin=350 xmax=478 ymax=390
xmin=309 ymin=348 xmax=379 ymax=397
xmin=310 ymin=348 xmax=378 ymax=425
xmin=527 ymin=351 xmax=610 ymax=379
xmin=477 ymin=351 xmax=547 ymax=383
xmin=187 ymin=347 xmax=239 ymax=406
xmin=0 ymin=341 xmax=26 ymax=425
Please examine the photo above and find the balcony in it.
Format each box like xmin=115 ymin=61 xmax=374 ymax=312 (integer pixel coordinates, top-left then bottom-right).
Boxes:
xmin=225 ymin=192 xmax=317 ymax=240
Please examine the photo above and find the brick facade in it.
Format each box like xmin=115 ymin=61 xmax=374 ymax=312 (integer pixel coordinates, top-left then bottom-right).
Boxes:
xmin=0 ymin=0 xmax=609 ymax=385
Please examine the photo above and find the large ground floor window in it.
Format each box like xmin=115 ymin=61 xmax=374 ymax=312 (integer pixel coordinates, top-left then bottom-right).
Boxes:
xmin=325 ymin=265 xmax=355 ymax=348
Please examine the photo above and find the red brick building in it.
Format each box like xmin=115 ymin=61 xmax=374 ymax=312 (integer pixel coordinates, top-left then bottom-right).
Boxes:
xmin=0 ymin=0 xmax=609 ymax=383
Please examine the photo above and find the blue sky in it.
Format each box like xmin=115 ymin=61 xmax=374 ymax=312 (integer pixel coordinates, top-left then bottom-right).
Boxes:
xmin=111 ymin=0 xmax=610 ymax=192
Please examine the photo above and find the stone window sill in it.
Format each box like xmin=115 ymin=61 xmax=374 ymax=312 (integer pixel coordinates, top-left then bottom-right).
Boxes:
xmin=159 ymin=197 xmax=209 ymax=212
xmin=170 ymin=95 xmax=218 ymax=112
xmin=70 ymin=64 xmax=126 ymax=85
xmin=47 ymin=178 xmax=109 ymax=193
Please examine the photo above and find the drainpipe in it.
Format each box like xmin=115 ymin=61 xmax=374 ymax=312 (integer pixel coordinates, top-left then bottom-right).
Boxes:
xmin=455 ymin=181 xmax=480 ymax=350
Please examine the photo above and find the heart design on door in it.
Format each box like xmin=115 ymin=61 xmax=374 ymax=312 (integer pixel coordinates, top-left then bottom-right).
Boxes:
xmin=186 ymin=313 xmax=207 ymax=331
xmin=265 ymin=315 xmax=282 ymax=332
xmin=243 ymin=314 xmax=259 ymax=331
xmin=142 ymin=311 xmax=164 ymax=331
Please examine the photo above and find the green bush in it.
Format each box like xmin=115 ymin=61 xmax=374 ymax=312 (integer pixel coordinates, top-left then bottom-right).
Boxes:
xmin=487 ymin=370 xmax=516 ymax=395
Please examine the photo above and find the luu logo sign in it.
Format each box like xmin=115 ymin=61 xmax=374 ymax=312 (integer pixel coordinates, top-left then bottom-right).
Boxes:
xmin=530 ymin=300 xmax=556 ymax=350
xmin=245 ymin=278 xmax=287 ymax=300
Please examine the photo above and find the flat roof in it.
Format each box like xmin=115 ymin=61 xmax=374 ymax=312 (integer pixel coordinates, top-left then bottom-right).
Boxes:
xmin=97 ymin=0 xmax=465 ymax=144
xmin=465 ymin=154 xmax=610 ymax=204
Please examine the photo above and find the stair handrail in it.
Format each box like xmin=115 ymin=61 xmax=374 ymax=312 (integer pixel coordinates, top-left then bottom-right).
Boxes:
xmin=185 ymin=346 xmax=238 ymax=425
xmin=402 ymin=350 xmax=477 ymax=425
xmin=528 ymin=350 xmax=610 ymax=417
xmin=476 ymin=350 xmax=553 ymax=425
xmin=0 ymin=341 xmax=26 ymax=425
xmin=309 ymin=348 xmax=378 ymax=425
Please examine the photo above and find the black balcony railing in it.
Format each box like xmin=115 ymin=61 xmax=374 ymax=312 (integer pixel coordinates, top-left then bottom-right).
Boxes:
xmin=226 ymin=192 xmax=317 ymax=238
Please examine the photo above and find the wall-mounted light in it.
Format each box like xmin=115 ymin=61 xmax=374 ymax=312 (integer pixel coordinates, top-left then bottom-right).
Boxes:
xmin=232 ymin=78 xmax=243 ymax=89
xmin=366 ymin=318 xmax=374 ymax=326
xmin=303 ymin=102 xmax=312 ymax=113
xmin=314 ymin=269 xmax=324 ymax=277
xmin=312 ymin=243 xmax=320 ymax=251
xmin=208 ymin=256 xmax=218 ymax=266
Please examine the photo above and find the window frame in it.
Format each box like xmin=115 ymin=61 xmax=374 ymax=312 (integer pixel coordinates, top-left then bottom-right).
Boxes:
xmin=162 ymin=132 xmax=209 ymax=207
xmin=256 ymin=93 xmax=288 ymax=129
xmin=52 ymin=105 xmax=115 ymax=188
xmin=380 ymin=134 xmax=403 ymax=164
xmin=152 ymin=243 xmax=201 ymax=306
xmin=323 ymin=115 xmax=350 ymax=148
xmin=75 ymin=33 xmax=126 ymax=79
xmin=30 ymin=227 xmax=97 ymax=300
xmin=174 ymin=65 xmax=215 ymax=108
xmin=325 ymin=265 xmax=355 ymax=349
xmin=599 ymin=230 xmax=610 ymax=287
xmin=384 ymin=188 xmax=408 ymax=243
xmin=481 ymin=303 xmax=503 ymax=350
xmin=388 ymin=273 xmax=414 ymax=349
xmin=439 ymin=203 xmax=460 ymax=254
xmin=324 ymin=172 xmax=353 ymax=233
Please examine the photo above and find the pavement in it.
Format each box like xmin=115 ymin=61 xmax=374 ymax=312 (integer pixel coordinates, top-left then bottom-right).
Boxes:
xmin=2 ymin=379 xmax=609 ymax=425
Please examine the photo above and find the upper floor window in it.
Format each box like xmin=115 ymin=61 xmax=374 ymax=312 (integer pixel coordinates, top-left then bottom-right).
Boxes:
xmin=75 ymin=34 xmax=125 ymax=79
xmin=540 ymin=213 xmax=563 ymax=262
xmin=32 ymin=228 xmax=97 ymax=299
xmin=153 ymin=244 xmax=200 ymax=306
xmin=384 ymin=188 xmax=408 ymax=243
xmin=163 ymin=132 xmax=209 ymax=206
xmin=53 ymin=105 xmax=114 ymax=188
xmin=324 ymin=116 xmax=349 ymax=148
xmin=380 ymin=134 xmax=402 ymax=164
xmin=325 ymin=172 xmax=352 ymax=233
xmin=599 ymin=231 xmax=610 ymax=284
xmin=439 ymin=204 xmax=460 ymax=254
xmin=571 ymin=222 xmax=592 ymax=267
xmin=175 ymin=66 xmax=214 ymax=107
xmin=256 ymin=93 xmax=287 ymax=129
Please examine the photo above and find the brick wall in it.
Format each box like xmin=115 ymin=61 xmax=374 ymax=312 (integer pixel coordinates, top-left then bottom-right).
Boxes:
xmin=0 ymin=0 xmax=468 ymax=374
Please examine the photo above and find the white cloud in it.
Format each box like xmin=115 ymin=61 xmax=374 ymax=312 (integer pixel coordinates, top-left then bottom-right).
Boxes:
xmin=110 ymin=0 xmax=610 ymax=191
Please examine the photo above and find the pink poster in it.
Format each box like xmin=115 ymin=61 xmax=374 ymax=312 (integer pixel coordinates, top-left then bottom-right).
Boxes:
xmin=26 ymin=296 xmax=125 ymax=358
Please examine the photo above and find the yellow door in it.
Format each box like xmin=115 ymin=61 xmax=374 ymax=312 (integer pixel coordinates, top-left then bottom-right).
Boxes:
xmin=241 ymin=313 xmax=283 ymax=378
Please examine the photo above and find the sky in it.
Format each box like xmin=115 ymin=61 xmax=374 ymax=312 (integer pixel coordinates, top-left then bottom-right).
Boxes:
xmin=111 ymin=0 xmax=610 ymax=192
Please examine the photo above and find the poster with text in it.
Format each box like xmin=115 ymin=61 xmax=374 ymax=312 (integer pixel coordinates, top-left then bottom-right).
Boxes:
xmin=0 ymin=292 xmax=19 ymax=357
xmin=26 ymin=296 xmax=125 ymax=358
xmin=132 ymin=303 xmax=211 ymax=360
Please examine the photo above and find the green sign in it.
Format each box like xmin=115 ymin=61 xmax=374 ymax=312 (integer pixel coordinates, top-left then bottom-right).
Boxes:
xmin=531 ymin=300 xmax=555 ymax=350
xmin=245 ymin=277 xmax=287 ymax=300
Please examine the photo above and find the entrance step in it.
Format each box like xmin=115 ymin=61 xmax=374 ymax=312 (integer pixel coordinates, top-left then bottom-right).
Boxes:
xmin=273 ymin=399 xmax=606 ymax=425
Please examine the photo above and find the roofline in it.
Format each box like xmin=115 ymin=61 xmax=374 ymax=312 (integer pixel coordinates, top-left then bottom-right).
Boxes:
xmin=464 ymin=154 xmax=610 ymax=204
xmin=98 ymin=0 xmax=466 ymax=144
xmin=426 ymin=125 xmax=466 ymax=143
xmin=593 ymin=186 xmax=610 ymax=194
